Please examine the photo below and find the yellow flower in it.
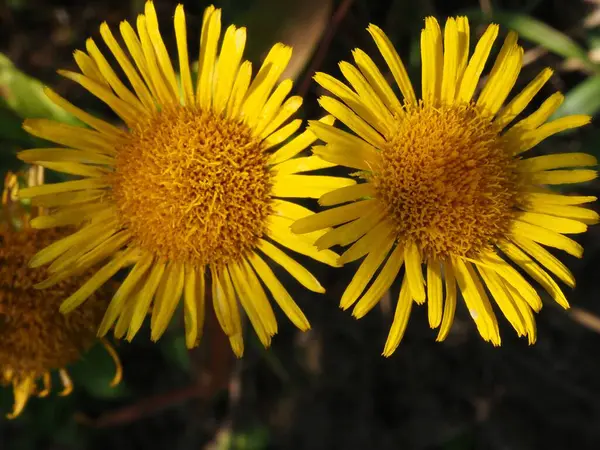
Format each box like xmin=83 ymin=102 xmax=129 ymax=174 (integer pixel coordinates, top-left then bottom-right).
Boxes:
xmin=292 ymin=17 xmax=598 ymax=356
xmin=18 ymin=2 xmax=351 ymax=356
xmin=0 ymin=170 xmax=121 ymax=418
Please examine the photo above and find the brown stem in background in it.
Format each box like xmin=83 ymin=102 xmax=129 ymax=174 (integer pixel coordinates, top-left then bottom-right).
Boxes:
xmin=297 ymin=0 xmax=354 ymax=98
xmin=77 ymin=303 xmax=235 ymax=428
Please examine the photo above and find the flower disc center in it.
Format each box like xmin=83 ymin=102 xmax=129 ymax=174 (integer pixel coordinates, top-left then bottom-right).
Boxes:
xmin=372 ymin=103 xmax=521 ymax=259
xmin=112 ymin=107 xmax=273 ymax=265
xmin=0 ymin=228 xmax=106 ymax=375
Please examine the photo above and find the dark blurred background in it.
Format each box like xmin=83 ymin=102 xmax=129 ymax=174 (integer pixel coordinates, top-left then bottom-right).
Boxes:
xmin=2 ymin=0 xmax=600 ymax=448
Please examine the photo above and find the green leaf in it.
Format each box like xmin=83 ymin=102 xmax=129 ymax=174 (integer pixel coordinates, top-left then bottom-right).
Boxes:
xmin=0 ymin=103 xmax=34 ymax=144
xmin=552 ymin=75 xmax=600 ymax=119
xmin=464 ymin=10 xmax=597 ymax=72
xmin=0 ymin=53 xmax=79 ymax=124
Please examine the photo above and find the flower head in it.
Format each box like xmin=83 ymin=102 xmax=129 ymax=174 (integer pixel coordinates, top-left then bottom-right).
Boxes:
xmin=292 ymin=17 xmax=598 ymax=355
xmin=0 ymin=170 xmax=121 ymax=418
xmin=18 ymin=2 xmax=351 ymax=356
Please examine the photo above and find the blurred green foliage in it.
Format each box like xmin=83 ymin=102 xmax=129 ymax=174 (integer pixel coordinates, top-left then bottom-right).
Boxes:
xmin=0 ymin=0 xmax=599 ymax=449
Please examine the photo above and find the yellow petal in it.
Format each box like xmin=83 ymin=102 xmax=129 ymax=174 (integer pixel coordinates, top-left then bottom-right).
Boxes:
xmin=453 ymin=258 xmax=499 ymax=343
xmin=338 ymin=61 xmax=393 ymax=135
xmin=229 ymin=262 xmax=276 ymax=347
xmin=499 ymin=241 xmax=569 ymax=309
xmin=243 ymin=44 xmax=292 ymax=124
xmin=273 ymin=174 xmax=355 ymax=199
xmin=516 ymin=212 xmax=587 ymax=234
xmin=263 ymin=119 xmax=302 ymax=149
xmin=475 ymin=250 xmax=542 ymax=311
xmin=174 ymin=5 xmax=195 ymax=105
xmin=338 ymin=219 xmax=395 ymax=264
xmin=28 ymin=217 xmax=115 ymax=268
xmin=261 ymin=96 xmax=303 ymax=142
xmin=506 ymin=92 xmax=563 ymax=137
xmin=19 ymin=148 xmax=114 ymax=165
xmin=60 ymin=248 xmax=134 ymax=314
xmin=23 ymin=118 xmax=117 ymax=155
xmin=367 ymin=24 xmax=416 ymax=104
xmin=273 ymin=155 xmax=336 ymax=176
xmin=420 ymin=17 xmax=443 ymax=106
xmin=512 ymin=220 xmax=584 ymax=258
xmin=126 ymin=260 xmax=166 ymax=340
xmin=436 ymin=262 xmax=457 ymax=342
xmin=525 ymin=201 xmax=599 ymax=224
xmin=34 ymin=161 xmax=109 ymax=178
xmin=98 ymin=253 xmax=153 ymax=336
xmin=255 ymin=79 xmax=294 ymax=135
xmin=99 ymin=22 xmax=155 ymax=110
xmin=457 ymin=24 xmax=499 ymax=103
xmin=314 ymin=206 xmax=383 ymax=249
xmin=427 ymin=259 xmax=443 ymax=328
xmin=144 ymin=1 xmax=179 ymax=100
xmin=477 ymin=265 xmax=526 ymax=336
xmin=268 ymin=217 xmax=340 ymax=266
xmin=258 ymin=239 xmax=325 ymax=293
xmin=292 ymin=198 xmax=373 ymax=234
xmin=182 ymin=265 xmax=205 ymax=348
xmin=382 ymin=276 xmax=413 ymax=357
xmin=309 ymin=111 xmax=382 ymax=153
xmin=352 ymin=48 xmax=403 ymax=114
xmin=197 ymin=6 xmax=221 ymax=109
xmin=85 ymin=37 xmax=146 ymax=112
xmin=340 ymin=235 xmax=395 ymax=310
xmin=213 ymin=25 xmax=246 ymax=114
xmin=518 ymin=153 xmax=597 ymax=172
xmin=312 ymin=144 xmax=378 ymax=171
xmin=313 ymin=72 xmax=383 ymax=132
xmin=248 ymin=251 xmax=310 ymax=331
xmin=476 ymin=32 xmax=521 ymax=115
xmin=516 ymin=115 xmax=592 ymax=154
xmin=529 ymin=169 xmax=597 ymax=185
xmin=441 ymin=18 xmax=459 ymax=104
xmin=58 ymin=70 xmax=142 ymax=125
xmin=404 ymin=240 xmax=426 ymax=303
xmin=510 ymin=234 xmax=575 ymax=287
xmin=268 ymin=115 xmax=335 ymax=165
xmin=211 ymin=265 xmax=242 ymax=336
xmin=352 ymin=243 xmax=404 ymax=319
xmin=151 ymin=262 xmax=185 ymax=341
xmin=43 ymin=87 xmax=127 ymax=137
xmin=495 ymin=68 xmax=553 ymax=129
xmin=318 ymin=182 xmax=376 ymax=207
xmin=318 ymin=95 xmax=385 ymax=148
xmin=226 ymin=60 xmax=252 ymax=119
